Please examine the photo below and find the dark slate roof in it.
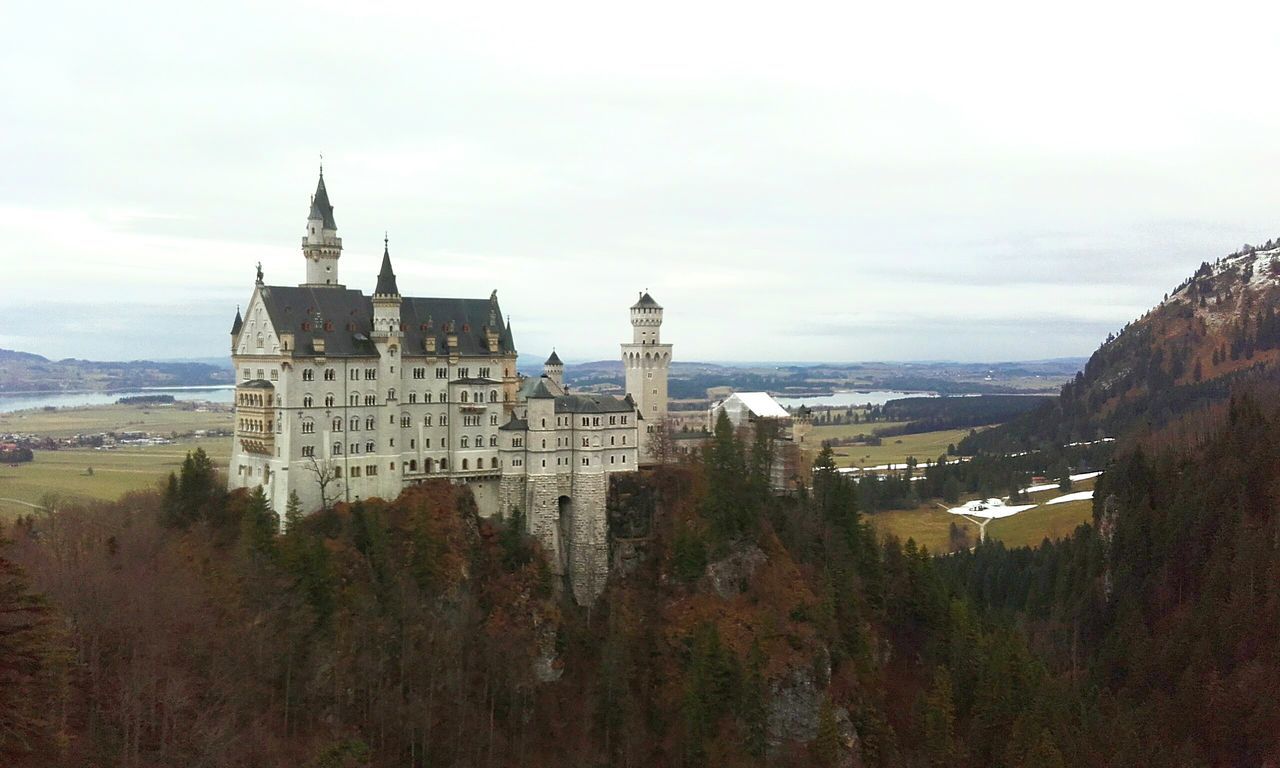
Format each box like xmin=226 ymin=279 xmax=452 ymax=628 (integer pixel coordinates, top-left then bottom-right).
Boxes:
xmin=554 ymin=393 xmax=634 ymax=414
xmin=231 ymin=307 xmax=243 ymax=335
xmin=454 ymin=377 xmax=501 ymax=385
xmin=375 ymin=244 xmax=399 ymax=296
xmin=545 ymin=350 xmax=563 ymax=366
xmin=309 ymin=171 xmax=337 ymax=229
xmin=256 ymin=285 xmax=515 ymax=358
xmin=499 ymin=414 xmax=529 ymax=431
xmin=631 ymin=291 xmax=660 ymax=309
xmin=527 ymin=379 xmax=557 ymax=399
xmin=240 ymin=379 xmax=275 ymax=389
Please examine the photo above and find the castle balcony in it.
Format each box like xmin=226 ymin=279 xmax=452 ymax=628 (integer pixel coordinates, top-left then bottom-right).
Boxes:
xmin=235 ymin=380 xmax=276 ymax=455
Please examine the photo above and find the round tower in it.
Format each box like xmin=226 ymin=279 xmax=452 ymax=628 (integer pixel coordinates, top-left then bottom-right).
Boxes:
xmin=544 ymin=350 xmax=564 ymax=389
xmin=620 ymin=291 xmax=673 ymax=463
xmin=301 ymin=166 xmax=344 ymax=287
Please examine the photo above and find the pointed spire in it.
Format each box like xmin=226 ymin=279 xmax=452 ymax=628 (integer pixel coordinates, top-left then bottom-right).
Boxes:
xmin=308 ymin=164 xmax=337 ymax=229
xmin=375 ymin=235 xmax=399 ymax=296
xmin=546 ymin=349 xmax=563 ymax=366
xmin=231 ymin=306 xmax=243 ymax=335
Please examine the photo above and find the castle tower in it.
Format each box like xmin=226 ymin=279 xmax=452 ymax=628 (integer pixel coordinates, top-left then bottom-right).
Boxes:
xmin=621 ymin=292 xmax=672 ymax=462
xmin=371 ymin=236 xmax=402 ymax=338
xmin=301 ymin=167 xmax=344 ymax=287
xmin=544 ymin=350 xmax=564 ymax=389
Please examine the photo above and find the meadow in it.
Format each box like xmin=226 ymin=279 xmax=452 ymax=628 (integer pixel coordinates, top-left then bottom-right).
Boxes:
xmin=823 ymin=426 xmax=979 ymax=468
xmin=865 ymin=478 xmax=1098 ymax=553
xmin=0 ymin=403 xmax=233 ymax=519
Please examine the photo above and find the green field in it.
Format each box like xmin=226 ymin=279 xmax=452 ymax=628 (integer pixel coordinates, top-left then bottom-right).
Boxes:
xmin=866 ymin=479 xmax=1097 ymax=553
xmin=0 ymin=439 xmax=232 ymax=519
xmin=0 ymin=403 xmax=233 ymax=438
xmin=810 ymin=420 xmax=910 ymax=441
xmin=828 ymin=427 xmax=981 ymax=469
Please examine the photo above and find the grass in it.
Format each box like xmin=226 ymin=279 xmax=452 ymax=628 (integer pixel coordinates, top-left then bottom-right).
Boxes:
xmin=0 ymin=403 xmax=233 ymax=438
xmin=865 ymin=478 xmax=1098 ymax=553
xmin=811 ymin=420 xmax=910 ymax=441
xmin=829 ymin=427 xmax=981 ymax=468
xmin=0 ymin=438 xmax=232 ymax=519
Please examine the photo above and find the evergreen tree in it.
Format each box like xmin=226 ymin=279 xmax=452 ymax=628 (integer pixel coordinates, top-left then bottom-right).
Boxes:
xmin=922 ymin=666 xmax=958 ymax=767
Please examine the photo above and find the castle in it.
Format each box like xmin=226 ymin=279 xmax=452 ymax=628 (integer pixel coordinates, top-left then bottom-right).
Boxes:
xmin=228 ymin=170 xmax=671 ymax=602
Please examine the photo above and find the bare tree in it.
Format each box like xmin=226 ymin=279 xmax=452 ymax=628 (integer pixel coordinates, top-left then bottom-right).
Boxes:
xmin=649 ymin=418 xmax=678 ymax=465
xmin=302 ymin=455 xmax=344 ymax=511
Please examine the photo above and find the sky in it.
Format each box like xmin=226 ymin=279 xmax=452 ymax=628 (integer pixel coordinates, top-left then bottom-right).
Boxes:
xmin=5 ymin=0 xmax=1280 ymax=364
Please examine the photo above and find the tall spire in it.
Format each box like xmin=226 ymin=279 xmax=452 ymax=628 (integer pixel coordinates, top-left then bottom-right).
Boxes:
xmin=308 ymin=165 xmax=337 ymax=229
xmin=375 ymin=235 xmax=399 ymax=296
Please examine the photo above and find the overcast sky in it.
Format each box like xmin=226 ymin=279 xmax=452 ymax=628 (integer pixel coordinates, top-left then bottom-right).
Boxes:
xmin=5 ymin=1 xmax=1280 ymax=364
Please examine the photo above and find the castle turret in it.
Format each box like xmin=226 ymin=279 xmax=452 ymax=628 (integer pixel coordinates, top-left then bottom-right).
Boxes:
xmin=544 ymin=350 xmax=564 ymax=389
xmin=621 ymin=291 xmax=672 ymax=462
xmin=371 ymin=236 xmax=402 ymax=340
xmin=230 ymin=306 xmax=242 ymax=351
xmin=301 ymin=166 xmax=344 ymax=287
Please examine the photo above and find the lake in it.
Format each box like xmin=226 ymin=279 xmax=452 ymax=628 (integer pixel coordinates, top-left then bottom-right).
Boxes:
xmin=0 ymin=386 xmax=235 ymax=414
xmin=772 ymin=390 xmax=936 ymax=408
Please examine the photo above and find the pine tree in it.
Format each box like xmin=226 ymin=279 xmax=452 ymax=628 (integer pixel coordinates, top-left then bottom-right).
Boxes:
xmin=740 ymin=640 xmax=768 ymax=761
xmin=922 ymin=666 xmax=958 ymax=767
xmin=812 ymin=697 xmax=841 ymax=767
xmin=284 ymin=490 xmax=303 ymax=532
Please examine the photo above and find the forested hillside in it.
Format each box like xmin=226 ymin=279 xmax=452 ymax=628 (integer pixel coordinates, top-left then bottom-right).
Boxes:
xmin=962 ymin=244 xmax=1280 ymax=455
xmin=4 ymin=423 xmax=1109 ymax=767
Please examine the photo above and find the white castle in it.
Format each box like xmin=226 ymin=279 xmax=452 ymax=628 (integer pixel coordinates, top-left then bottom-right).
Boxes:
xmin=228 ymin=170 xmax=672 ymax=602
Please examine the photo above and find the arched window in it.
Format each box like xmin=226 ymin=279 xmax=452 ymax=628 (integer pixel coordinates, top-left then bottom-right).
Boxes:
xmin=440 ymin=414 xmax=448 ymax=426
xmin=489 ymin=435 xmax=497 ymax=447
xmin=409 ymin=459 xmax=417 ymax=471
xmin=490 ymin=457 xmax=499 ymax=469
xmin=332 ymin=418 xmax=342 ymax=432
xmin=366 ymin=440 xmax=375 ymax=452
xmin=460 ymin=391 xmax=469 ymax=403
xmin=350 ymin=394 xmax=359 ymax=406
xmin=364 ymin=395 xmax=376 ymax=406
xmin=366 ymin=416 xmax=375 ymax=430
xmin=303 ymin=395 xmax=313 ymax=407
xmin=440 ymin=458 xmax=448 ymax=471
xmin=325 ymin=394 xmax=335 ymax=407
xmin=424 ymin=414 xmax=432 ymax=427
xmin=424 ymin=392 xmax=432 ymax=403
xmin=324 ymin=368 xmax=335 ymax=381
xmin=424 ymin=458 xmax=433 ymax=473
xmin=461 ymin=436 xmax=469 ymax=448
xmin=489 ymin=390 xmax=498 ymax=402
xmin=350 ymin=417 xmax=359 ymax=430
xmin=387 ymin=388 xmax=396 ymax=400
xmin=303 ymin=369 xmax=314 ymax=381
xmin=475 ymin=434 xmax=483 ymax=447
xmin=462 ymin=458 xmax=469 ymax=470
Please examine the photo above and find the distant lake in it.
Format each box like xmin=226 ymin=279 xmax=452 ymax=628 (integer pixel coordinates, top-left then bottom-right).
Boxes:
xmin=0 ymin=386 xmax=235 ymax=414
xmin=773 ymin=390 xmax=936 ymax=408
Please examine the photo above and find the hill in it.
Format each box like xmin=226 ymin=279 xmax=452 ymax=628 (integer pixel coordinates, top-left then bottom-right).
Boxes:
xmin=963 ymin=242 xmax=1280 ymax=453
xmin=0 ymin=348 xmax=234 ymax=393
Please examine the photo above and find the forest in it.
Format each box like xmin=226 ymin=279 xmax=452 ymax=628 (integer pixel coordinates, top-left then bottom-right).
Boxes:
xmin=4 ymin=392 xmax=1280 ymax=765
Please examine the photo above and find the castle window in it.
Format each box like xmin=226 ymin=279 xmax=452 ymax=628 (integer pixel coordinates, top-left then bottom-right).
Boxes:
xmin=409 ymin=460 xmax=416 ymax=471
xmin=242 ymin=368 xmax=250 ymax=380
xmin=351 ymin=466 xmax=361 ymax=478
xmin=459 ymin=367 xmax=469 ymax=379
xmin=542 ymin=439 xmax=546 ymax=448
xmin=581 ymin=418 xmax=589 ymax=427
xmin=257 ymin=369 xmax=264 ymax=379
xmin=334 ymin=466 xmax=342 ymax=477
xmin=302 ymin=420 xmax=315 ymax=434
xmin=440 ymin=414 xmax=448 ymax=426
xmin=490 ymin=414 xmax=498 ymax=426
xmin=489 ymin=435 xmax=497 ymax=447
xmin=302 ymin=445 xmax=314 ymax=457
xmin=491 ymin=457 xmax=498 ymax=468
xmin=303 ymin=369 xmax=314 ymax=381
xmin=461 ymin=436 xmax=469 ymax=448
xmin=401 ymin=416 xmax=411 ymax=428
xmin=366 ymin=440 xmax=375 ymax=453
xmin=351 ymin=369 xmax=359 ymax=381
xmin=610 ymin=436 xmax=615 ymax=445
xmin=424 ymin=415 xmax=432 ymax=427
xmin=366 ymin=464 xmax=377 ymax=476
xmin=622 ymin=435 xmax=627 ymax=445
xmin=350 ymin=394 xmax=359 ymax=406
xmin=513 ymin=438 xmax=523 ymax=448
xmin=610 ymin=455 xmax=615 ymax=464
xmin=459 ymin=391 xmax=469 ymax=403
xmin=333 ymin=418 xmax=342 ymax=431
xmin=409 ymin=438 xmax=415 ymax=449
xmin=424 ymin=393 xmax=432 ymax=403
xmin=350 ymin=443 xmax=359 ymax=454
xmin=364 ymin=395 xmax=376 ymax=406
xmin=440 ymin=458 xmax=448 ymax=470
xmin=489 ymin=390 xmax=498 ymax=402
xmin=303 ymin=395 xmax=313 ymax=408
xmin=622 ymin=454 xmax=627 ymax=463
xmin=365 ymin=369 xmax=377 ymax=380
xmin=324 ymin=368 xmax=335 ymax=381
xmin=333 ymin=442 xmax=342 ymax=455
xmin=582 ymin=458 xmax=589 ymax=466
xmin=424 ymin=458 xmax=433 ymax=473
xmin=621 ymin=416 xmax=628 ymax=425
xmin=424 ymin=438 xmax=430 ymax=448
xmin=350 ymin=417 xmax=359 ymax=430
xmin=440 ymin=391 xmax=447 ymax=402
xmin=409 ymin=393 xmax=417 ymax=403
xmin=462 ymin=459 xmax=469 ymax=470
xmin=436 ymin=367 xmax=447 ymax=379
xmin=413 ymin=367 xmax=425 ymax=379
xmin=479 ymin=367 xmax=490 ymax=378
xmin=475 ymin=434 xmax=482 ymax=447
xmin=325 ymin=395 xmax=335 ymax=407
xmin=387 ymin=388 xmax=396 ymax=400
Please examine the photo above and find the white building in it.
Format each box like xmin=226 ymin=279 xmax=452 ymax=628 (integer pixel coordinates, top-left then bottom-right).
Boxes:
xmin=228 ymin=169 xmax=672 ymax=602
